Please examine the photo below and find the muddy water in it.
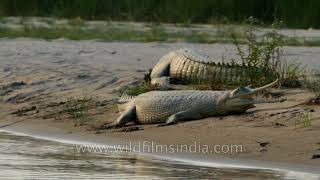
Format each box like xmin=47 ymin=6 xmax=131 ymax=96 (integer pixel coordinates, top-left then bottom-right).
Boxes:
xmin=0 ymin=131 xmax=310 ymax=179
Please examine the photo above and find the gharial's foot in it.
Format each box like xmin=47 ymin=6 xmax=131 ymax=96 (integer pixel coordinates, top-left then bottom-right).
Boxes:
xmin=97 ymin=122 xmax=121 ymax=130
xmin=156 ymin=121 xmax=176 ymax=127
xmin=94 ymin=124 xmax=118 ymax=134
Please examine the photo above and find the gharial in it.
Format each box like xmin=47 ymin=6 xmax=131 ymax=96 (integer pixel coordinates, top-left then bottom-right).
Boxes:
xmin=101 ymin=79 xmax=285 ymax=129
xmin=149 ymin=48 xmax=275 ymax=88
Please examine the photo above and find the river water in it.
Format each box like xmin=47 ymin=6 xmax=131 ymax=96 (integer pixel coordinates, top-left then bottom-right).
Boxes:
xmin=0 ymin=131 xmax=318 ymax=179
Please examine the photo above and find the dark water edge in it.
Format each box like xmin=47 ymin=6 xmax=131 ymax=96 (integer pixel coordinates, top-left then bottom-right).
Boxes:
xmin=0 ymin=0 xmax=320 ymax=28
xmin=0 ymin=131 xmax=318 ymax=179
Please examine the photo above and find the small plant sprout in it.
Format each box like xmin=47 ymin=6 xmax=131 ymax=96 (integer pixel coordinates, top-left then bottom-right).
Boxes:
xmin=303 ymin=111 xmax=312 ymax=127
xmin=64 ymin=92 xmax=93 ymax=126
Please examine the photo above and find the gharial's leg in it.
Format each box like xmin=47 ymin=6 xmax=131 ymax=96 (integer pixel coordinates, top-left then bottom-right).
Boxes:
xmin=101 ymin=105 xmax=136 ymax=129
xmin=150 ymin=54 xmax=172 ymax=89
xmin=158 ymin=111 xmax=202 ymax=127
xmin=151 ymin=77 xmax=170 ymax=89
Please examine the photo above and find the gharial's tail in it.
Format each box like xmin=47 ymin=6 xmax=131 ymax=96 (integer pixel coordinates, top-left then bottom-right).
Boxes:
xmin=117 ymin=94 xmax=135 ymax=113
xmin=118 ymin=93 xmax=136 ymax=104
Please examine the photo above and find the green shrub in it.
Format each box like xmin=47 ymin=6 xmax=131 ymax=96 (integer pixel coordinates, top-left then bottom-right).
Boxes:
xmin=230 ymin=17 xmax=306 ymax=87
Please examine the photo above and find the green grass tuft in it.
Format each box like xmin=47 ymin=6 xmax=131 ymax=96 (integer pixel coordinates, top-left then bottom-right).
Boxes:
xmin=64 ymin=95 xmax=93 ymax=126
xmin=118 ymin=82 xmax=156 ymax=96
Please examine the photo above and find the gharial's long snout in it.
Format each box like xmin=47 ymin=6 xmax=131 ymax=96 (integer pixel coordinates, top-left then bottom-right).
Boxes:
xmin=228 ymin=79 xmax=286 ymax=104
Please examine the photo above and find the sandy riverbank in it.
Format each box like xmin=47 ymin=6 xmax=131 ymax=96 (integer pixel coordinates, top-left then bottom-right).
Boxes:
xmin=1 ymin=38 xmax=320 ymax=170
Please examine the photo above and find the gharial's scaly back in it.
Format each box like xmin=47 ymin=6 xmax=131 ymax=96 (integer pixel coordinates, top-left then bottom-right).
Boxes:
xmin=133 ymin=90 xmax=228 ymax=124
xmin=151 ymin=49 xmax=270 ymax=86
xmin=170 ymin=49 xmax=250 ymax=84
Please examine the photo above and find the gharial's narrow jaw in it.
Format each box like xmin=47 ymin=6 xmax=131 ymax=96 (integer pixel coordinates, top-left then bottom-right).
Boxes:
xmin=221 ymin=79 xmax=286 ymax=106
xmin=230 ymin=79 xmax=279 ymax=98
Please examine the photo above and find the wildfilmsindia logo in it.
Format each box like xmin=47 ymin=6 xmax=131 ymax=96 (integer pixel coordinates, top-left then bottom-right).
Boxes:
xmin=75 ymin=141 xmax=243 ymax=154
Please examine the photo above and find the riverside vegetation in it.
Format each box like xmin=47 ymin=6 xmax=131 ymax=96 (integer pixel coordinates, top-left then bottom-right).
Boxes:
xmin=0 ymin=17 xmax=320 ymax=46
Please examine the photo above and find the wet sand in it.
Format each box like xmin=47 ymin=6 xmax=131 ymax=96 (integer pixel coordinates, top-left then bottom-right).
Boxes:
xmin=1 ymin=38 xmax=320 ymax=170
